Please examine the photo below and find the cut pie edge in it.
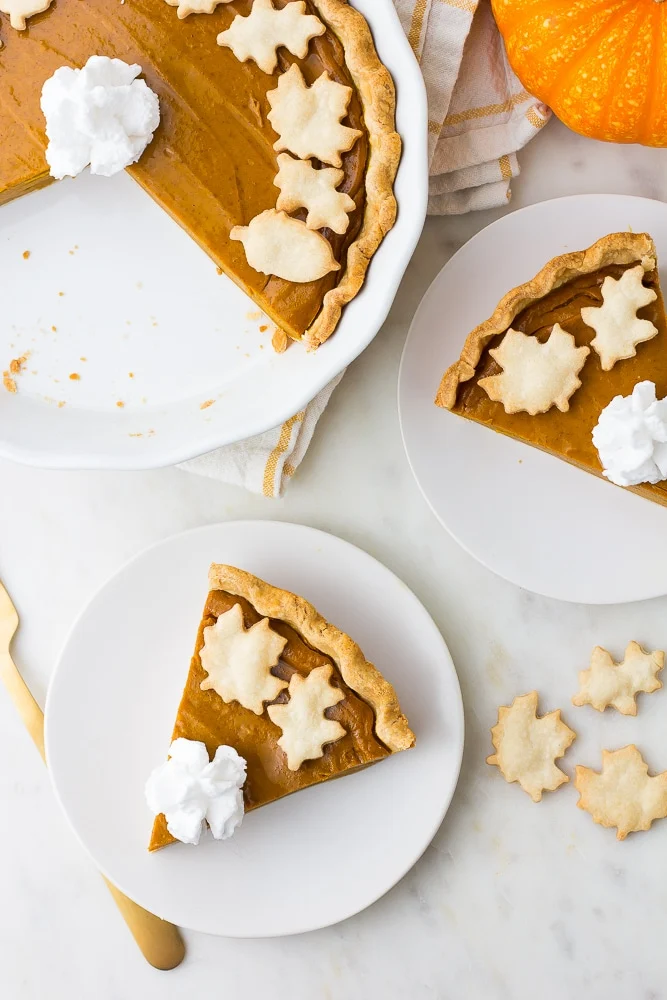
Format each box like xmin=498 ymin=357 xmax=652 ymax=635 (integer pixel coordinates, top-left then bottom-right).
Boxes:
xmin=434 ymin=232 xmax=657 ymax=410
xmin=209 ymin=563 xmax=416 ymax=753
xmin=304 ymin=0 xmax=401 ymax=349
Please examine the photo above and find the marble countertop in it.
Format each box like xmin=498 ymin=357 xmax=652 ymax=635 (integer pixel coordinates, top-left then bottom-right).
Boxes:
xmin=3 ymin=120 xmax=667 ymax=999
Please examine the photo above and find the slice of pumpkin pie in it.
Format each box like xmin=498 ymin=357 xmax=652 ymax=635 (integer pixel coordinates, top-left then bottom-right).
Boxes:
xmin=0 ymin=0 xmax=400 ymax=348
xmin=436 ymin=232 xmax=667 ymax=506
xmin=147 ymin=564 xmax=415 ymax=850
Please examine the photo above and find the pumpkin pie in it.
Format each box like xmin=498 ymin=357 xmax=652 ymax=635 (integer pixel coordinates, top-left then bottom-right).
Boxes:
xmin=0 ymin=0 xmax=400 ymax=348
xmin=436 ymin=232 xmax=667 ymax=506
xmin=149 ymin=564 xmax=415 ymax=850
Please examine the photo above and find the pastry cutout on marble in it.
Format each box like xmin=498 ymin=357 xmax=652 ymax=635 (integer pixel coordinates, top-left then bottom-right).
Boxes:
xmin=581 ymin=264 xmax=658 ymax=371
xmin=217 ymin=0 xmax=325 ymax=75
xmin=200 ymin=603 xmax=288 ymax=715
xmin=0 ymin=0 xmax=52 ymax=30
xmin=267 ymin=664 xmax=346 ymax=770
xmin=231 ymin=209 xmax=340 ymax=283
xmin=478 ymin=324 xmax=590 ymax=416
xmin=267 ymin=64 xmax=362 ymax=168
xmin=487 ymin=691 xmax=576 ymax=802
xmin=164 ymin=0 xmax=231 ymax=19
xmin=274 ymin=153 xmax=356 ymax=234
xmin=575 ymin=745 xmax=667 ymax=840
xmin=572 ymin=641 xmax=664 ymax=716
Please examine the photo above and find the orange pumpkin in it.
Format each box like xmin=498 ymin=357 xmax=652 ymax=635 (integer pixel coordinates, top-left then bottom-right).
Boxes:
xmin=492 ymin=0 xmax=667 ymax=146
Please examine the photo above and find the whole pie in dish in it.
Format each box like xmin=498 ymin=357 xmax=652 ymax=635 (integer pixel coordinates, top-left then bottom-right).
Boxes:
xmin=149 ymin=564 xmax=415 ymax=850
xmin=0 ymin=0 xmax=400 ymax=348
xmin=436 ymin=232 xmax=667 ymax=506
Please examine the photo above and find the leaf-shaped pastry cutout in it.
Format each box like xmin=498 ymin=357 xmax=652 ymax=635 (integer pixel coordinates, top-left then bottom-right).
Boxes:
xmin=267 ymin=664 xmax=346 ymax=770
xmin=581 ymin=264 xmax=658 ymax=371
xmin=217 ymin=0 xmax=325 ymax=75
xmin=164 ymin=0 xmax=232 ymax=19
xmin=274 ymin=153 xmax=355 ymax=234
xmin=575 ymin=746 xmax=667 ymax=840
xmin=572 ymin=642 xmax=664 ymax=716
xmin=487 ymin=691 xmax=576 ymax=802
xmin=231 ymin=209 xmax=340 ymax=283
xmin=479 ymin=324 xmax=590 ymax=415
xmin=267 ymin=64 xmax=362 ymax=168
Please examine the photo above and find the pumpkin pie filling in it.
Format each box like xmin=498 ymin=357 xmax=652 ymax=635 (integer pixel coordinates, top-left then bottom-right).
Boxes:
xmin=149 ymin=586 xmax=392 ymax=851
xmin=0 ymin=0 xmax=371 ymax=341
xmin=443 ymin=238 xmax=667 ymax=506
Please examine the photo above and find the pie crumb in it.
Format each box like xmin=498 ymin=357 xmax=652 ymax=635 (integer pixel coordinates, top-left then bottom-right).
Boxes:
xmin=116 ymin=400 xmax=125 ymax=408
xmin=52 ymin=326 xmax=57 ymax=332
xmin=9 ymin=353 xmax=29 ymax=376
xmin=128 ymin=372 xmax=134 ymax=378
xmin=22 ymin=250 xmax=30 ymax=260
xmin=216 ymin=266 xmax=223 ymax=275
xmin=57 ymin=400 xmax=66 ymax=408
xmin=58 ymin=291 xmax=64 ymax=297
xmin=3 ymin=353 xmax=30 ymax=392
xmin=272 ymin=327 xmax=289 ymax=353
xmin=200 ymin=399 xmax=215 ymax=410
xmin=80 ymin=356 xmax=87 ymax=362
xmin=259 ymin=325 xmax=268 ymax=332
xmin=69 ymin=372 xmax=81 ymax=381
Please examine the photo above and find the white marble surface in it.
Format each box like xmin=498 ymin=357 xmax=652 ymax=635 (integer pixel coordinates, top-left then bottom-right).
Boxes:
xmin=3 ymin=120 xmax=667 ymax=999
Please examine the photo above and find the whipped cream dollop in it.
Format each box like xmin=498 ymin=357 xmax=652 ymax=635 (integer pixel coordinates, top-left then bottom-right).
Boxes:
xmin=592 ymin=381 xmax=667 ymax=487
xmin=145 ymin=738 xmax=246 ymax=846
xmin=40 ymin=55 xmax=160 ymax=180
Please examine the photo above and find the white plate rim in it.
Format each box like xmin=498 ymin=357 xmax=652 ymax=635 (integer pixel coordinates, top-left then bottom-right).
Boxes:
xmin=398 ymin=193 xmax=667 ymax=605
xmin=0 ymin=0 xmax=428 ymax=472
xmin=44 ymin=520 xmax=464 ymax=936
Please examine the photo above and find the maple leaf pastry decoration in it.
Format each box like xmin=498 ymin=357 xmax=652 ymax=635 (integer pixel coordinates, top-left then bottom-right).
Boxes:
xmin=487 ymin=691 xmax=577 ymax=801
xmin=478 ymin=324 xmax=590 ymax=416
xmin=575 ymin=746 xmax=667 ymax=840
xmin=199 ymin=603 xmax=288 ymax=715
xmin=217 ymin=0 xmax=325 ymax=75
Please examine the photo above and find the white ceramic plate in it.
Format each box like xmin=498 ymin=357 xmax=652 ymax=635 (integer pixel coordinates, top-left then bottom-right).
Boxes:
xmin=45 ymin=521 xmax=463 ymax=937
xmin=0 ymin=1 xmax=427 ymax=470
xmin=399 ymin=194 xmax=667 ymax=605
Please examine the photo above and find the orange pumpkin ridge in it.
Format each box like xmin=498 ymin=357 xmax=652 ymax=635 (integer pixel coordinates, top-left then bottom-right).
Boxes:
xmin=492 ymin=0 xmax=667 ymax=147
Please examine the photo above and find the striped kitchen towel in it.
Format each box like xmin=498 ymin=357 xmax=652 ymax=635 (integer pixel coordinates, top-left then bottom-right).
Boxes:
xmin=394 ymin=0 xmax=550 ymax=214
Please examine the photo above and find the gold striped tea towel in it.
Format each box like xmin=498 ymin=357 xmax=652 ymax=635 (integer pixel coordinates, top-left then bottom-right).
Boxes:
xmin=395 ymin=0 xmax=550 ymax=214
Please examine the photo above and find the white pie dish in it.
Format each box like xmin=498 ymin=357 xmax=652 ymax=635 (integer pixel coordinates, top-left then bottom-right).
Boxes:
xmin=0 ymin=0 xmax=427 ymax=470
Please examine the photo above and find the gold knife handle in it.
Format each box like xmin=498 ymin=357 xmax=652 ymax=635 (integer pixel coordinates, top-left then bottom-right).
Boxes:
xmin=0 ymin=650 xmax=185 ymax=970
xmin=104 ymin=880 xmax=186 ymax=970
xmin=0 ymin=650 xmax=46 ymax=762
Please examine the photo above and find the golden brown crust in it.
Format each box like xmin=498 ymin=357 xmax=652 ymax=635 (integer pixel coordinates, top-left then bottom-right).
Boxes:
xmin=305 ymin=0 xmax=401 ymax=348
xmin=208 ymin=563 xmax=415 ymax=753
xmin=435 ymin=232 xmax=657 ymax=409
